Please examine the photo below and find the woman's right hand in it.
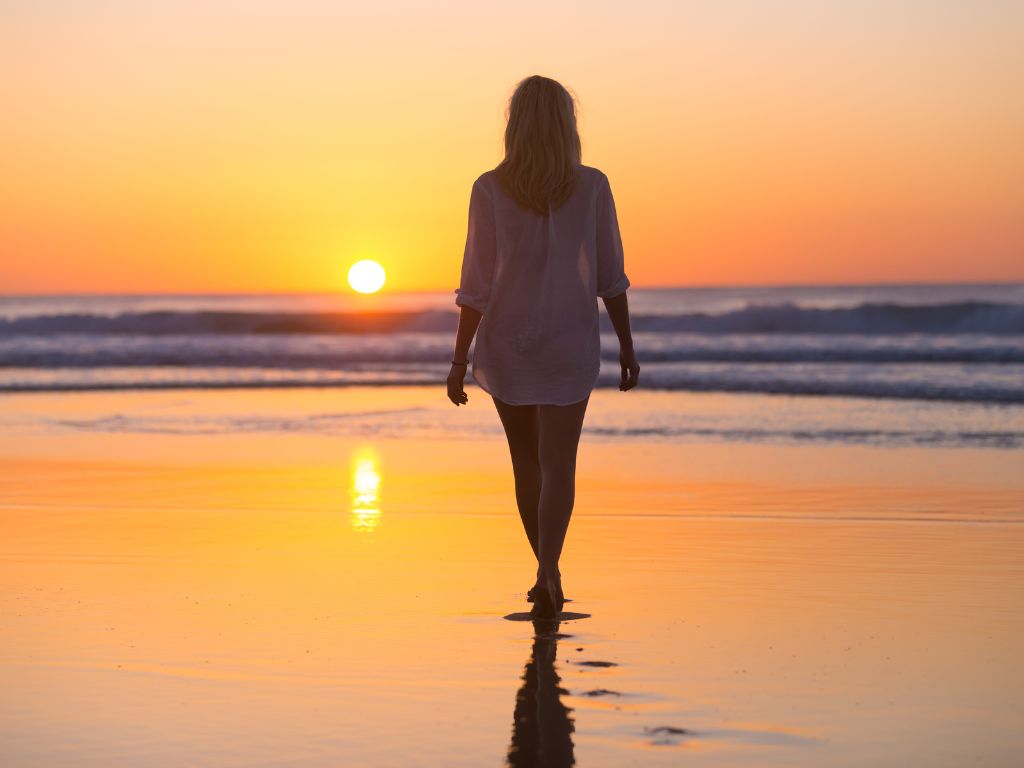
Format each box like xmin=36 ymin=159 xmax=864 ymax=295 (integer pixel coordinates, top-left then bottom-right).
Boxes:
xmin=614 ymin=348 xmax=638 ymax=391
xmin=619 ymin=347 xmax=640 ymax=391
xmin=602 ymin=293 xmax=639 ymax=392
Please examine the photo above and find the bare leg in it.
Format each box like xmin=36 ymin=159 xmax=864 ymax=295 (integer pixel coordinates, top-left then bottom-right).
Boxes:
xmin=492 ymin=397 xmax=541 ymax=559
xmin=536 ymin=397 xmax=589 ymax=585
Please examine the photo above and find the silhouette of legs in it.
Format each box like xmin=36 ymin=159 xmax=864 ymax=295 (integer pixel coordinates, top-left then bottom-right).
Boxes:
xmin=493 ymin=397 xmax=542 ymax=558
xmin=535 ymin=398 xmax=589 ymax=584
xmin=494 ymin=395 xmax=589 ymax=615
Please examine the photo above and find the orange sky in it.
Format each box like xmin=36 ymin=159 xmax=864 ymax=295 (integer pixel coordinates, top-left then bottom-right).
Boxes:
xmin=1 ymin=1 xmax=1022 ymax=294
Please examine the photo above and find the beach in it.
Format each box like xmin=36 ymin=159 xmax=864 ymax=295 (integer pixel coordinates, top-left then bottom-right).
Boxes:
xmin=6 ymin=0 xmax=1024 ymax=761
xmin=2 ymin=386 xmax=1022 ymax=766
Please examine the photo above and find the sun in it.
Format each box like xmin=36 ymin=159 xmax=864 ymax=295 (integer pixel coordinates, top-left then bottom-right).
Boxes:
xmin=347 ymin=259 xmax=386 ymax=294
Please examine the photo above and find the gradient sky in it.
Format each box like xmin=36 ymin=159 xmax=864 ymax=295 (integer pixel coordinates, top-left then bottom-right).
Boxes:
xmin=2 ymin=0 xmax=1022 ymax=294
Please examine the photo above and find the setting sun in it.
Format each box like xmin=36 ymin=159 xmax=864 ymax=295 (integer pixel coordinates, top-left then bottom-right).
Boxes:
xmin=347 ymin=260 xmax=386 ymax=294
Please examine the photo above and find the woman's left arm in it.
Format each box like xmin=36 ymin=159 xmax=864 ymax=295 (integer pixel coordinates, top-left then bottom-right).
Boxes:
xmin=447 ymin=305 xmax=482 ymax=406
xmin=449 ymin=176 xmax=494 ymax=406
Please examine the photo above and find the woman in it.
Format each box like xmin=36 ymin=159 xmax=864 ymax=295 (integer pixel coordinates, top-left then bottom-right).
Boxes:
xmin=447 ymin=75 xmax=639 ymax=620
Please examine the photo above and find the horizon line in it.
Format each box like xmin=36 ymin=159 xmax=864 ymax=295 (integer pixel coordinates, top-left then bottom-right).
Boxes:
xmin=2 ymin=279 xmax=1023 ymax=299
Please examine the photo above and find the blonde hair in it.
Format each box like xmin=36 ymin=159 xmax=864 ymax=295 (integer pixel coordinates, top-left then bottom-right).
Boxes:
xmin=495 ymin=75 xmax=582 ymax=215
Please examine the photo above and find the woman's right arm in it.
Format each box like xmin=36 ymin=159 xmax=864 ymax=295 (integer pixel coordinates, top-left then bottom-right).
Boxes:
xmin=596 ymin=174 xmax=638 ymax=391
xmin=602 ymin=292 xmax=639 ymax=391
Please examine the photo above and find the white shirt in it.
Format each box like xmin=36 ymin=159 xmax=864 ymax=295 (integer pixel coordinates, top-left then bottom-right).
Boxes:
xmin=455 ymin=165 xmax=630 ymax=405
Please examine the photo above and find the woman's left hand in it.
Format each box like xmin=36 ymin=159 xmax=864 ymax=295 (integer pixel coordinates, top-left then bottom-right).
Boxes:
xmin=447 ymin=364 xmax=469 ymax=406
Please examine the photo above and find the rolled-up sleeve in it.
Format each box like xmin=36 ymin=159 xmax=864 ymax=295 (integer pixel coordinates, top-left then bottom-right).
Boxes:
xmin=595 ymin=175 xmax=630 ymax=299
xmin=454 ymin=177 xmax=496 ymax=313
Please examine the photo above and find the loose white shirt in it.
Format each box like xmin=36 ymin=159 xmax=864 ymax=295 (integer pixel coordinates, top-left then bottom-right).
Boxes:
xmin=455 ymin=165 xmax=630 ymax=405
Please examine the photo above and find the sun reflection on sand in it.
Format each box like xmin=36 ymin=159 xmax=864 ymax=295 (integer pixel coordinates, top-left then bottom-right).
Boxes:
xmin=350 ymin=448 xmax=382 ymax=533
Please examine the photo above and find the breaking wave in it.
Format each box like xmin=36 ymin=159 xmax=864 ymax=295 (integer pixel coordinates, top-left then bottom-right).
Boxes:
xmin=2 ymin=301 xmax=1023 ymax=336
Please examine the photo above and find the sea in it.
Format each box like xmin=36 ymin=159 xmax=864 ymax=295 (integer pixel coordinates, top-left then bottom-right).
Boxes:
xmin=3 ymin=283 xmax=1024 ymax=450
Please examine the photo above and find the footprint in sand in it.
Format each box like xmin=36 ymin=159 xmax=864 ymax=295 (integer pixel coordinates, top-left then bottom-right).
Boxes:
xmin=580 ymin=688 xmax=621 ymax=697
xmin=644 ymin=725 xmax=693 ymax=746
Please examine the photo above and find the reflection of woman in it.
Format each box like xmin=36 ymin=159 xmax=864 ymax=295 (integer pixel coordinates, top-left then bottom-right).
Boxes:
xmin=447 ymin=75 xmax=639 ymax=619
xmin=507 ymin=620 xmax=575 ymax=766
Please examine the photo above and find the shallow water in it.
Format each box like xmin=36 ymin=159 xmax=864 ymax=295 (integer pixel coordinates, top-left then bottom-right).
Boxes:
xmin=4 ymin=385 xmax=1024 ymax=451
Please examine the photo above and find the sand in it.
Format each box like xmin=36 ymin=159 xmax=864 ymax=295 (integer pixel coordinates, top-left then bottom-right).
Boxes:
xmin=1 ymin=388 xmax=1023 ymax=766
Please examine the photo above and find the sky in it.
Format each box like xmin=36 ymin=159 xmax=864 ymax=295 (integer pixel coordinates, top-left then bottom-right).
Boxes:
xmin=1 ymin=0 xmax=1022 ymax=294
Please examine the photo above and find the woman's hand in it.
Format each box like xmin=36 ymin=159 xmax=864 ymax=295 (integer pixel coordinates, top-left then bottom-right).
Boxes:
xmin=448 ymin=307 xmax=481 ymax=406
xmin=447 ymin=363 xmax=469 ymax=406
xmin=602 ymin=293 xmax=638 ymax=392
xmin=619 ymin=347 xmax=640 ymax=391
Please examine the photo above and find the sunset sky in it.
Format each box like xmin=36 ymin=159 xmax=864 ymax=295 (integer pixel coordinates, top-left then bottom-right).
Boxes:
xmin=2 ymin=0 xmax=1022 ymax=294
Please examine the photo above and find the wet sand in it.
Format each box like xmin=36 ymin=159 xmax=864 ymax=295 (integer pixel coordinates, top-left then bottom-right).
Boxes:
xmin=2 ymin=388 xmax=1023 ymax=766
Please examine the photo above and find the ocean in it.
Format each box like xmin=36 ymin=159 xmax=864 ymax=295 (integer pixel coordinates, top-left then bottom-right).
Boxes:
xmin=3 ymin=283 xmax=1023 ymax=449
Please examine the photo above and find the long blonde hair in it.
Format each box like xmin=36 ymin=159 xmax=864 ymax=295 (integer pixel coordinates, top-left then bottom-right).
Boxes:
xmin=495 ymin=75 xmax=582 ymax=215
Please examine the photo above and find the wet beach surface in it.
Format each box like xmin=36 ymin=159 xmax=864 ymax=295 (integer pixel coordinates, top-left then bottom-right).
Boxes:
xmin=2 ymin=388 xmax=1023 ymax=766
